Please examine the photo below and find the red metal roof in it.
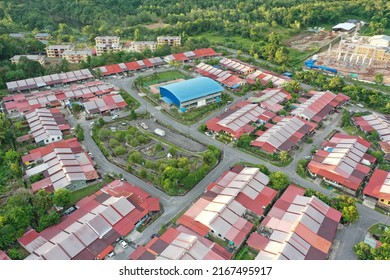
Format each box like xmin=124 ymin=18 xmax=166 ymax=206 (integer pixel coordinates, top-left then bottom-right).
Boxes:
xmin=193 ymin=48 xmax=219 ymax=57
xmin=143 ymin=59 xmax=153 ymax=67
xmin=294 ymin=223 xmax=331 ymax=254
xmin=159 ymin=227 xmax=181 ymax=244
xmin=364 ymin=169 xmax=390 ymax=200
xmin=280 ymin=185 xmax=305 ymax=203
xmin=247 ymin=232 xmax=269 ymax=251
xmin=173 ymin=53 xmax=188 ymax=61
xmin=96 ymin=245 xmax=113 ymax=260
xmin=0 ymin=250 xmax=10 ymax=260
xmin=18 ymin=229 xmax=40 ymax=246
xmin=177 ymin=215 xmax=210 ymax=236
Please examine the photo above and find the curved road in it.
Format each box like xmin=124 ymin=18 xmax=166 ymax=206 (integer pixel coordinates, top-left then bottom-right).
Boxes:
xmin=68 ymin=71 xmax=389 ymax=260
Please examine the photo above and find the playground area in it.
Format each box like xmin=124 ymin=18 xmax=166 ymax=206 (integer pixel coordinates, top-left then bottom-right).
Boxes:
xmin=148 ymin=78 xmax=185 ymax=94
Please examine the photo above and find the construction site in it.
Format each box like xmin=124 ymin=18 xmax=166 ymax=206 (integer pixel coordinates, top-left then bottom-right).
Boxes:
xmin=315 ymin=34 xmax=390 ymax=84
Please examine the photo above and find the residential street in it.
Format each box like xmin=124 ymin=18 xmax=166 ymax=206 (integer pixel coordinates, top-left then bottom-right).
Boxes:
xmin=67 ymin=74 xmax=389 ymax=260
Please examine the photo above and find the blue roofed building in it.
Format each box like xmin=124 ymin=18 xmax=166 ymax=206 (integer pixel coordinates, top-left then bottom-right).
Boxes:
xmin=159 ymin=77 xmax=224 ymax=112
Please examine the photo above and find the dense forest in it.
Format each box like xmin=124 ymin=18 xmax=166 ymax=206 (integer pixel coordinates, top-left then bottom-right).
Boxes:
xmin=1 ymin=0 xmax=389 ymax=37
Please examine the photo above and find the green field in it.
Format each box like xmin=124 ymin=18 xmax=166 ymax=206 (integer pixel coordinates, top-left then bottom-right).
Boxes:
xmin=141 ymin=71 xmax=188 ymax=87
xmin=368 ymin=223 xmax=389 ymax=236
xmin=70 ymin=178 xmax=111 ymax=204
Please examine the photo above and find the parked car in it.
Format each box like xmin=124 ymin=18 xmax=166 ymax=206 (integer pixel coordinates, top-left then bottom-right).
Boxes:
xmin=107 ymin=251 xmax=115 ymax=258
xmin=119 ymin=240 xmax=128 ymax=249
xmin=140 ymin=123 xmax=148 ymax=130
xmin=112 ymin=114 xmax=119 ymax=120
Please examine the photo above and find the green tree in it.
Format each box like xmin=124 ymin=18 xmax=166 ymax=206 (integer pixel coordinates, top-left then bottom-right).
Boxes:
xmin=6 ymin=248 xmax=25 ymax=260
xmin=237 ymin=135 xmax=253 ymax=148
xmin=269 ymin=171 xmax=289 ymax=191
xmin=134 ymin=28 xmax=141 ymax=41
xmin=278 ymin=151 xmax=290 ymax=163
xmin=374 ymin=73 xmax=384 ymax=85
xmin=32 ymin=190 xmax=53 ymax=215
xmin=328 ymin=76 xmax=345 ymax=91
xmin=53 ymin=189 xmax=72 ymax=208
xmin=353 ymin=242 xmax=374 ymax=260
xmin=274 ymin=47 xmax=289 ymax=64
xmin=37 ymin=211 xmax=60 ymax=232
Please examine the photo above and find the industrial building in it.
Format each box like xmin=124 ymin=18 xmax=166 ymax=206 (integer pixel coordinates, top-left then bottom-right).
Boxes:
xmin=82 ymin=94 xmax=127 ymax=115
xmin=178 ymin=166 xmax=277 ymax=248
xmin=363 ymin=169 xmax=390 ymax=209
xmin=3 ymin=80 xmax=114 ymax=117
xmin=159 ymin=77 xmax=224 ymax=111
xmin=308 ymin=134 xmax=376 ymax=194
xmin=247 ymin=88 xmax=292 ymax=113
xmin=206 ymin=101 xmax=275 ymax=139
xmin=354 ymin=113 xmax=390 ymax=143
xmin=246 ymin=70 xmax=290 ymax=87
xmin=18 ymin=180 xmax=160 ymax=260
xmin=219 ymin=58 xmax=256 ymax=75
xmin=251 ymin=116 xmax=317 ymax=153
xmin=291 ymin=90 xmax=349 ymax=123
xmin=195 ymin=62 xmax=246 ymax=89
xmin=253 ymin=185 xmax=341 ymax=260
xmin=21 ymin=138 xmax=99 ymax=193
xmin=17 ymin=108 xmax=70 ymax=145
xmin=5 ymin=69 xmax=94 ymax=92
xmin=129 ymin=226 xmax=231 ymax=260
xmin=164 ymin=48 xmax=220 ymax=63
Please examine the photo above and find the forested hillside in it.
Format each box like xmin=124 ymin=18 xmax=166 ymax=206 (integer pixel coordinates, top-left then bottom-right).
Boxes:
xmin=1 ymin=0 xmax=389 ymax=38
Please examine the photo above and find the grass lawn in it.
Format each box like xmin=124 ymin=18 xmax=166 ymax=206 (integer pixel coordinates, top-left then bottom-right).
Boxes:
xmin=288 ymin=48 xmax=314 ymax=67
xmin=342 ymin=125 xmax=365 ymax=138
xmin=368 ymin=223 xmax=389 ymax=237
xmin=196 ymin=32 xmax=256 ymax=50
xmin=70 ymin=178 xmax=111 ymax=204
xmin=234 ymin=245 xmax=256 ymax=260
xmin=207 ymin=234 xmax=229 ymax=248
xmin=141 ymin=71 xmax=188 ymax=87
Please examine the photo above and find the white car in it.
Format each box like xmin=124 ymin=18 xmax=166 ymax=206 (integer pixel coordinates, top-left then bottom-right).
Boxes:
xmin=140 ymin=123 xmax=148 ymax=130
xmin=112 ymin=115 xmax=119 ymax=120
xmin=119 ymin=240 xmax=128 ymax=249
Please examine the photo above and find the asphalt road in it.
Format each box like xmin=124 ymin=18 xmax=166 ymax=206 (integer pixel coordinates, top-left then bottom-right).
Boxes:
xmin=66 ymin=73 xmax=389 ymax=260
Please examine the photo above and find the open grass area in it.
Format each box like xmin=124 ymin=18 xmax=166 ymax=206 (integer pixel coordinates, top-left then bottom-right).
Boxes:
xmin=70 ymin=178 xmax=111 ymax=204
xmin=207 ymin=234 xmax=229 ymax=248
xmin=342 ymin=125 xmax=365 ymax=138
xmin=196 ymin=32 xmax=256 ymax=50
xmin=368 ymin=223 xmax=389 ymax=237
xmin=140 ymin=70 xmax=189 ymax=87
xmin=234 ymin=245 xmax=257 ymax=260
xmin=288 ymin=48 xmax=314 ymax=66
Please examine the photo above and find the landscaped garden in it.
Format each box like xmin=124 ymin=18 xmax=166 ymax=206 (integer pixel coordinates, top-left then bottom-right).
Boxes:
xmin=92 ymin=121 xmax=221 ymax=195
